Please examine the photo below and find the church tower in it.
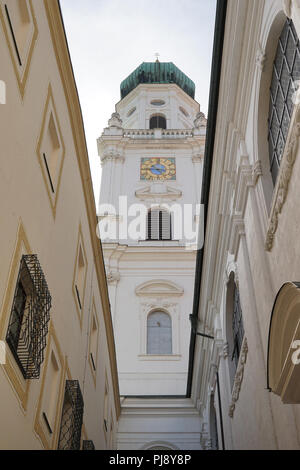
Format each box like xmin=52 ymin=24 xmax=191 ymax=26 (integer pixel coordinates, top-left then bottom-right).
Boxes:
xmin=97 ymin=61 xmax=206 ymax=397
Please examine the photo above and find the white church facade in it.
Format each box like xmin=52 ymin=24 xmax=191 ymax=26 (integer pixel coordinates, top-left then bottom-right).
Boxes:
xmin=97 ymin=61 xmax=206 ymax=448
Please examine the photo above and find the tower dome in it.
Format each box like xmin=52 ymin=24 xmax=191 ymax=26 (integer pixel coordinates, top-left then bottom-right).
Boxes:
xmin=120 ymin=62 xmax=195 ymax=100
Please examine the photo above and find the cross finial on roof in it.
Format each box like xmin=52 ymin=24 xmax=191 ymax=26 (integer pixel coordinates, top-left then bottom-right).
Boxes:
xmin=155 ymin=52 xmax=160 ymax=62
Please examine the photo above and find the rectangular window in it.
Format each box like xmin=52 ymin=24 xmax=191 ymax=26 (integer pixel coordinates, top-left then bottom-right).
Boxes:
xmin=57 ymin=380 xmax=84 ymax=450
xmin=147 ymin=209 xmax=171 ymax=240
xmin=6 ymin=255 xmax=51 ymax=379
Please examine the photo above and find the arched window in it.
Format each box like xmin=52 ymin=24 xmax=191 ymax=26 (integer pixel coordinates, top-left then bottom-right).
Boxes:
xmin=149 ymin=115 xmax=167 ymax=129
xmin=147 ymin=311 xmax=172 ymax=354
xmin=268 ymin=18 xmax=300 ymax=184
xmin=147 ymin=208 xmax=171 ymax=240
xmin=231 ymin=284 xmax=244 ymax=367
xmin=226 ymin=273 xmax=245 ymax=387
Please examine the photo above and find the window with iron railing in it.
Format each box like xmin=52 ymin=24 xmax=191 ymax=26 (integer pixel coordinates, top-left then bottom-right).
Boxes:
xmin=6 ymin=254 xmax=51 ymax=379
xmin=82 ymin=440 xmax=95 ymax=450
xmin=57 ymin=380 xmax=84 ymax=450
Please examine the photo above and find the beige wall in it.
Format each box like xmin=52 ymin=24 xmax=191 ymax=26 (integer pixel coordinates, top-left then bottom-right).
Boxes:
xmin=0 ymin=0 xmax=119 ymax=449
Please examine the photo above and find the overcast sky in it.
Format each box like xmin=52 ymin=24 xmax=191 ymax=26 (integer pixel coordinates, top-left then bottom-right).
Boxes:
xmin=60 ymin=0 xmax=217 ymax=206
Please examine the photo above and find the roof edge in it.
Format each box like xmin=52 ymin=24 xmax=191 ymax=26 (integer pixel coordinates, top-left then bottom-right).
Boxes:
xmin=186 ymin=0 xmax=228 ymax=399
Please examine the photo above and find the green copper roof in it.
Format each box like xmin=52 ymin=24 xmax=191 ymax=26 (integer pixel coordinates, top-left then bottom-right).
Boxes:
xmin=120 ymin=62 xmax=195 ymax=100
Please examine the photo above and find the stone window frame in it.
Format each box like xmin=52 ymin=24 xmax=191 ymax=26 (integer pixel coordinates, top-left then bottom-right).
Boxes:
xmin=138 ymin=300 xmax=181 ymax=360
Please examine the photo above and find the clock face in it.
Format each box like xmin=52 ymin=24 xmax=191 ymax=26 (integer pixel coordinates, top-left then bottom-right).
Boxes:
xmin=140 ymin=158 xmax=176 ymax=181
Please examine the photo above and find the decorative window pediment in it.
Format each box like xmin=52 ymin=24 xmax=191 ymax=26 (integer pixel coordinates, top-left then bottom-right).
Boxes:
xmin=267 ymin=282 xmax=300 ymax=403
xmin=135 ymin=280 xmax=184 ymax=297
xmin=135 ymin=184 xmax=182 ymax=201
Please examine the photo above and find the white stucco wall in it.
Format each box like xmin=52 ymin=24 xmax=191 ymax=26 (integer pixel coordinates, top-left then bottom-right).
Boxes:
xmin=98 ymin=80 xmax=205 ymax=397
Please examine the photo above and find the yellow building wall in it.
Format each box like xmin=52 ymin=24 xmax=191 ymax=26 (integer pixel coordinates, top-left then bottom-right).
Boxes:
xmin=0 ymin=0 xmax=120 ymax=450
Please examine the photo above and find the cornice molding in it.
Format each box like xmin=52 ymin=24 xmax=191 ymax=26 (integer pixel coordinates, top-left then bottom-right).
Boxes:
xmin=136 ymin=279 xmax=184 ymax=297
xmin=192 ymin=153 xmax=204 ymax=163
xmin=106 ymin=270 xmax=120 ymax=285
xmin=98 ymin=133 xmax=204 ymax=151
xmin=228 ymin=215 xmax=245 ymax=259
xmin=135 ymin=184 xmax=182 ymax=201
xmin=252 ymin=159 xmax=263 ymax=185
xmin=229 ymin=156 xmax=262 ymax=258
xmin=101 ymin=151 xmax=124 ymax=165
xmin=265 ymin=106 xmax=300 ymax=251
xmin=232 ymin=156 xmax=253 ymax=213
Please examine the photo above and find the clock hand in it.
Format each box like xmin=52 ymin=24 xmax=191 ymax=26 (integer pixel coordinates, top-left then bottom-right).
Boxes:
xmin=151 ymin=164 xmax=163 ymax=174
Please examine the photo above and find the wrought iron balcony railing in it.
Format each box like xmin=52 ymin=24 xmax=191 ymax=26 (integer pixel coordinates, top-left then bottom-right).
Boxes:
xmin=58 ymin=380 xmax=84 ymax=450
xmin=6 ymin=255 xmax=51 ymax=379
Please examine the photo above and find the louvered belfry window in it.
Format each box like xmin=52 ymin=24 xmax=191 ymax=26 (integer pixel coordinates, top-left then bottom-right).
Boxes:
xmin=147 ymin=311 xmax=172 ymax=355
xmin=149 ymin=115 xmax=167 ymax=129
xmin=58 ymin=380 xmax=84 ymax=450
xmin=268 ymin=19 xmax=300 ymax=184
xmin=147 ymin=208 xmax=171 ymax=240
xmin=6 ymin=255 xmax=51 ymax=379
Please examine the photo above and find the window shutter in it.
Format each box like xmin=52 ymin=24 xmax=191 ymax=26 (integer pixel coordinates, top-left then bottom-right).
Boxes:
xmin=148 ymin=209 xmax=159 ymax=240
xmin=161 ymin=210 xmax=171 ymax=240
